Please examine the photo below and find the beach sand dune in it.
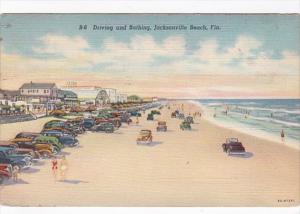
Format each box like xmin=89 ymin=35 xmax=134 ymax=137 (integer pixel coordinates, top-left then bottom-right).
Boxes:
xmin=0 ymin=101 xmax=299 ymax=206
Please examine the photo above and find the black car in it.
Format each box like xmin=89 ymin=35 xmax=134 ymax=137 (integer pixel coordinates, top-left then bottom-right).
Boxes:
xmin=91 ymin=122 xmax=114 ymax=133
xmin=222 ymin=138 xmax=246 ymax=155
xmin=147 ymin=114 xmax=154 ymax=120
xmin=81 ymin=118 xmax=95 ymax=130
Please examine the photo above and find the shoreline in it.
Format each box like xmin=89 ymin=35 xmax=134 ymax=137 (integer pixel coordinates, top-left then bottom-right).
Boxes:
xmin=188 ymin=100 xmax=300 ymax=151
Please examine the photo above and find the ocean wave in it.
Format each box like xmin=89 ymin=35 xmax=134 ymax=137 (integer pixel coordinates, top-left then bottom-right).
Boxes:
xmin=227 ymin=111 xmax=300 ymax=127
xmin=229 ymin=106 xmax=300 ymax=114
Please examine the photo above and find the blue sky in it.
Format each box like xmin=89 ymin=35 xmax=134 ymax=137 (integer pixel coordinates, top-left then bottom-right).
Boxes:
xmin=0 ymin=14 xmax=299 ymax=98
xmin=1 ymin=14 xmax=299 ymax=57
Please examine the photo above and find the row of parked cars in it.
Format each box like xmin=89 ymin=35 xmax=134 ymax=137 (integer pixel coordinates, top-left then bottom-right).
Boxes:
xmin=0 ymin=102 xmax=167 ymax=183
xmin=0 ymin=117 xmax=86 ymax=184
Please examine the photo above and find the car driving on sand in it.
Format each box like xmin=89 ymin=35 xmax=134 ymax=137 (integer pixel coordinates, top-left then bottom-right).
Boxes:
xmin=136 ymin=130 xmax=153 ymax=145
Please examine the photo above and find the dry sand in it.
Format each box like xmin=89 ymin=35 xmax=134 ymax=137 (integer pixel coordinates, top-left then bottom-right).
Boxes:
xmin=0 ymin=101 xmax=299 ymax=206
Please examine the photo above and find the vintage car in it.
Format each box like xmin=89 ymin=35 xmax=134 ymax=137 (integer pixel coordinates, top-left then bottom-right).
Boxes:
xmin=43 ymin=127 xmax=77 ymax=137
xmin=120 ymin=113 xmax=132 ymax=124
xmin=180 ymin=121 xmax=192 ymax=130
xmin=0 ymin=141 xmax=40 ymax=160
xmin=70 ymin=106 xmax=85 ymax=113
xmin=40 ymin=131 xmax=78 ymax=147
xmin=0 ymin=147 xmax=32 ymax=169
xmin=43 ymin=120 xmax=65 ymax=129
xmin=95 ymin=117 xmax=121 ymax=128
xmin=0 ymin=163 xmax=12 ymax=184
xmin=147 ymin=113 xmax=154 ymax=121
xmin=184 ymin=116 xmax=194 ymax=124
xmin=91 ymin=122 xmax=114 ymax=133
xmin=34 ymin=135 xmax=64 ymax=152
xmin=156 ymin=121 xmax=167 ymax=132
xmin=222 ymin=138 xmax=246 ymax=155
xmin=11 ymin=138 xmax=54 ymax=158
xmin=15 ymin=132 xmax=40 ymax=140
xmin=171 ymin=112 xmax=177 ymax=118
xmin=151 ymin=110 xmax=161 ymax=115
xmin=178 ymin=113 xmax=185 ymax=119
xmin=81 ymin=118 xmax=95 ymax=130
xmin=85 ymin=105 xmax=97 ymax=112
xmin=49 ymin=109 xmax=66 ymax=117
xmin=136 ymin=130 xmax=153 ymax=145
xmin=130 ymin=111 xmax=142 ymax=117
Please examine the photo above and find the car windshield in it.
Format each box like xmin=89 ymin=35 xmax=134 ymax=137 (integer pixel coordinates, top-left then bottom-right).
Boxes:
xmin=229 ymin=138 xmax=239 ymax=143
xmin=140 ymin=130 xmax=150 ymax=135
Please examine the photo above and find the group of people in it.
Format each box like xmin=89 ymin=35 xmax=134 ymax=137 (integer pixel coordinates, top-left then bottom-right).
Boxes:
xmin=51 ymin=155 xmax=69 ymax=181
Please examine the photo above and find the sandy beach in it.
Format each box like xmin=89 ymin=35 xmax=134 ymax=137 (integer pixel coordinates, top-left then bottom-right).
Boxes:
xmin=0 ymin=101 xmax=299 ymax=207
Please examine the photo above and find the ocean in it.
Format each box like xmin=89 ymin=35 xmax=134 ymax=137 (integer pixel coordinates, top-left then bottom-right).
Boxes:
xmin=193 ymin=99 xmax=300 ymax=143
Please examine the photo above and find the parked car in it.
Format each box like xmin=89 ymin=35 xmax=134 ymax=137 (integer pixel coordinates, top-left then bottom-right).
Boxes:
xmin=11 ymin=138 xmax=54 ymax=158
xmin=43 ymin=120 xmax=65 ymax=129
xmin=0 ymin=163 xmax=12 ymax=184
xmin=0 ymin=141 xmax=40 ymax=160
xmin=34 ymin=135 xmax=64 ymax=152
xmin=120 ymin=113 xmax=132 ymax=124
xmin=136 ymin=130 xmax=153 ymax=145
xmin=222 ymin=138 xmax=246 ymax=155
xmin=81 ymin=118 xmax=95 ymax=130
xmin=40 ymin=131 xmax=78 ymax=147
xmin=180 ymin=121 xmax=192 ymax=130
xmin=15 ymin=132 xmax=40 ymax=140
xmin=147 ymin=113 xmax=154 ymax=120
xmin=130 ymin=111 xmax=142 ymax=117
xmin=0 ymin=147 xmax=32 ymax=169
xmin=91 ymin=122 xmax=114 ymax=133
xmin=171 ymin=112 xmax=177 ymax=118
xmin=185 ymin=116 xmax=194 ymax=124
xmin=95 ymin=117 xmax=121 ymax=128
xmin=43 ymin=127 xmax=77 ymax=137
xmin=151 ymin=110 xmax=161 ymax=115
xmin=156 ymin=121 xmax=167 ymax=132
xmin=178 ymin=113 xmax=185 ymax=119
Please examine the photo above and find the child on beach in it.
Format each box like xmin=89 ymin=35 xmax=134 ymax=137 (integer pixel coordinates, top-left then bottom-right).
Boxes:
xmin=136 ymin=116 xmax=139 ymax=125
xmin=60 ymin=155 xmax=69 ymax=181
xmin=51 ymin=156 xmax=58 ymax=181
xmin=12 ymin=166 xmax=19 ymax=182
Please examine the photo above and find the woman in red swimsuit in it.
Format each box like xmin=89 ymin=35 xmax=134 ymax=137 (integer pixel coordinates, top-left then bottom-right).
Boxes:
xmin=51 ymin=156 xmax=58 ymax=181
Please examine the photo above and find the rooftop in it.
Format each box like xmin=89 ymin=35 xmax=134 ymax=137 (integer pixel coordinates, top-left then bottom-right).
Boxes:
xmin=20 ymin=82 xmax=57 ymax=89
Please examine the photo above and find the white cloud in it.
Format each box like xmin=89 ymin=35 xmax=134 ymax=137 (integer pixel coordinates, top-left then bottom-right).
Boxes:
xmin=1 ymin=33 xmax=299 ymax=97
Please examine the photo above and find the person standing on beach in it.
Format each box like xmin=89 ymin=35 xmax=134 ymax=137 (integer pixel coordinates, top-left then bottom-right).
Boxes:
xmin=136 ymin=116 xmax=139 ymax=125
xmin=12 ymin=166 xmax=19 ymax=182
xmin=281 ymin=129 xmax=285 ymax=142
xmin=60 ymin=155 xmax=69 ymax=181
xmin=51 ymin=156 xmax=58 ymax=181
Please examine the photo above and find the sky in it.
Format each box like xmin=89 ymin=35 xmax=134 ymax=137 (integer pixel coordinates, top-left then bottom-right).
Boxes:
xmin=0 ymin=14 xmax=299 ymax=98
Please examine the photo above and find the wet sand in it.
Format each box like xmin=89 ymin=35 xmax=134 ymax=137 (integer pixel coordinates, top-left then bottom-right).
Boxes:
xmin=0 ymin=101 xmax=299 ymax=206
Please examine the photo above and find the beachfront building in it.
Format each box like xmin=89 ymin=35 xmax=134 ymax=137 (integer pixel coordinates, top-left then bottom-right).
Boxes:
xmin=95 ymin=88 xmax=120 ymax=105
xmin=119 ymin=94 xmax=128 ymax=103
xmin=0 ymin=89 xmax=24 ymax=104
xmin=61 ymin=85 xmax=101 ymax=100
xmin=19 ymin=82 xmax=59 ymax=114
xmin=57 ymin=90 xmax=79 ymax=106
xmin=19 ymin=82 xmax=58 ymax=102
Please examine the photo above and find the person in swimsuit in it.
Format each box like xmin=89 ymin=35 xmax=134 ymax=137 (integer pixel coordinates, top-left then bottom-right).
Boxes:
xmin=51 ymin=156 xmax=58 ymax=181
xmin=60 ymin=155 xmax=69 ymax=181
